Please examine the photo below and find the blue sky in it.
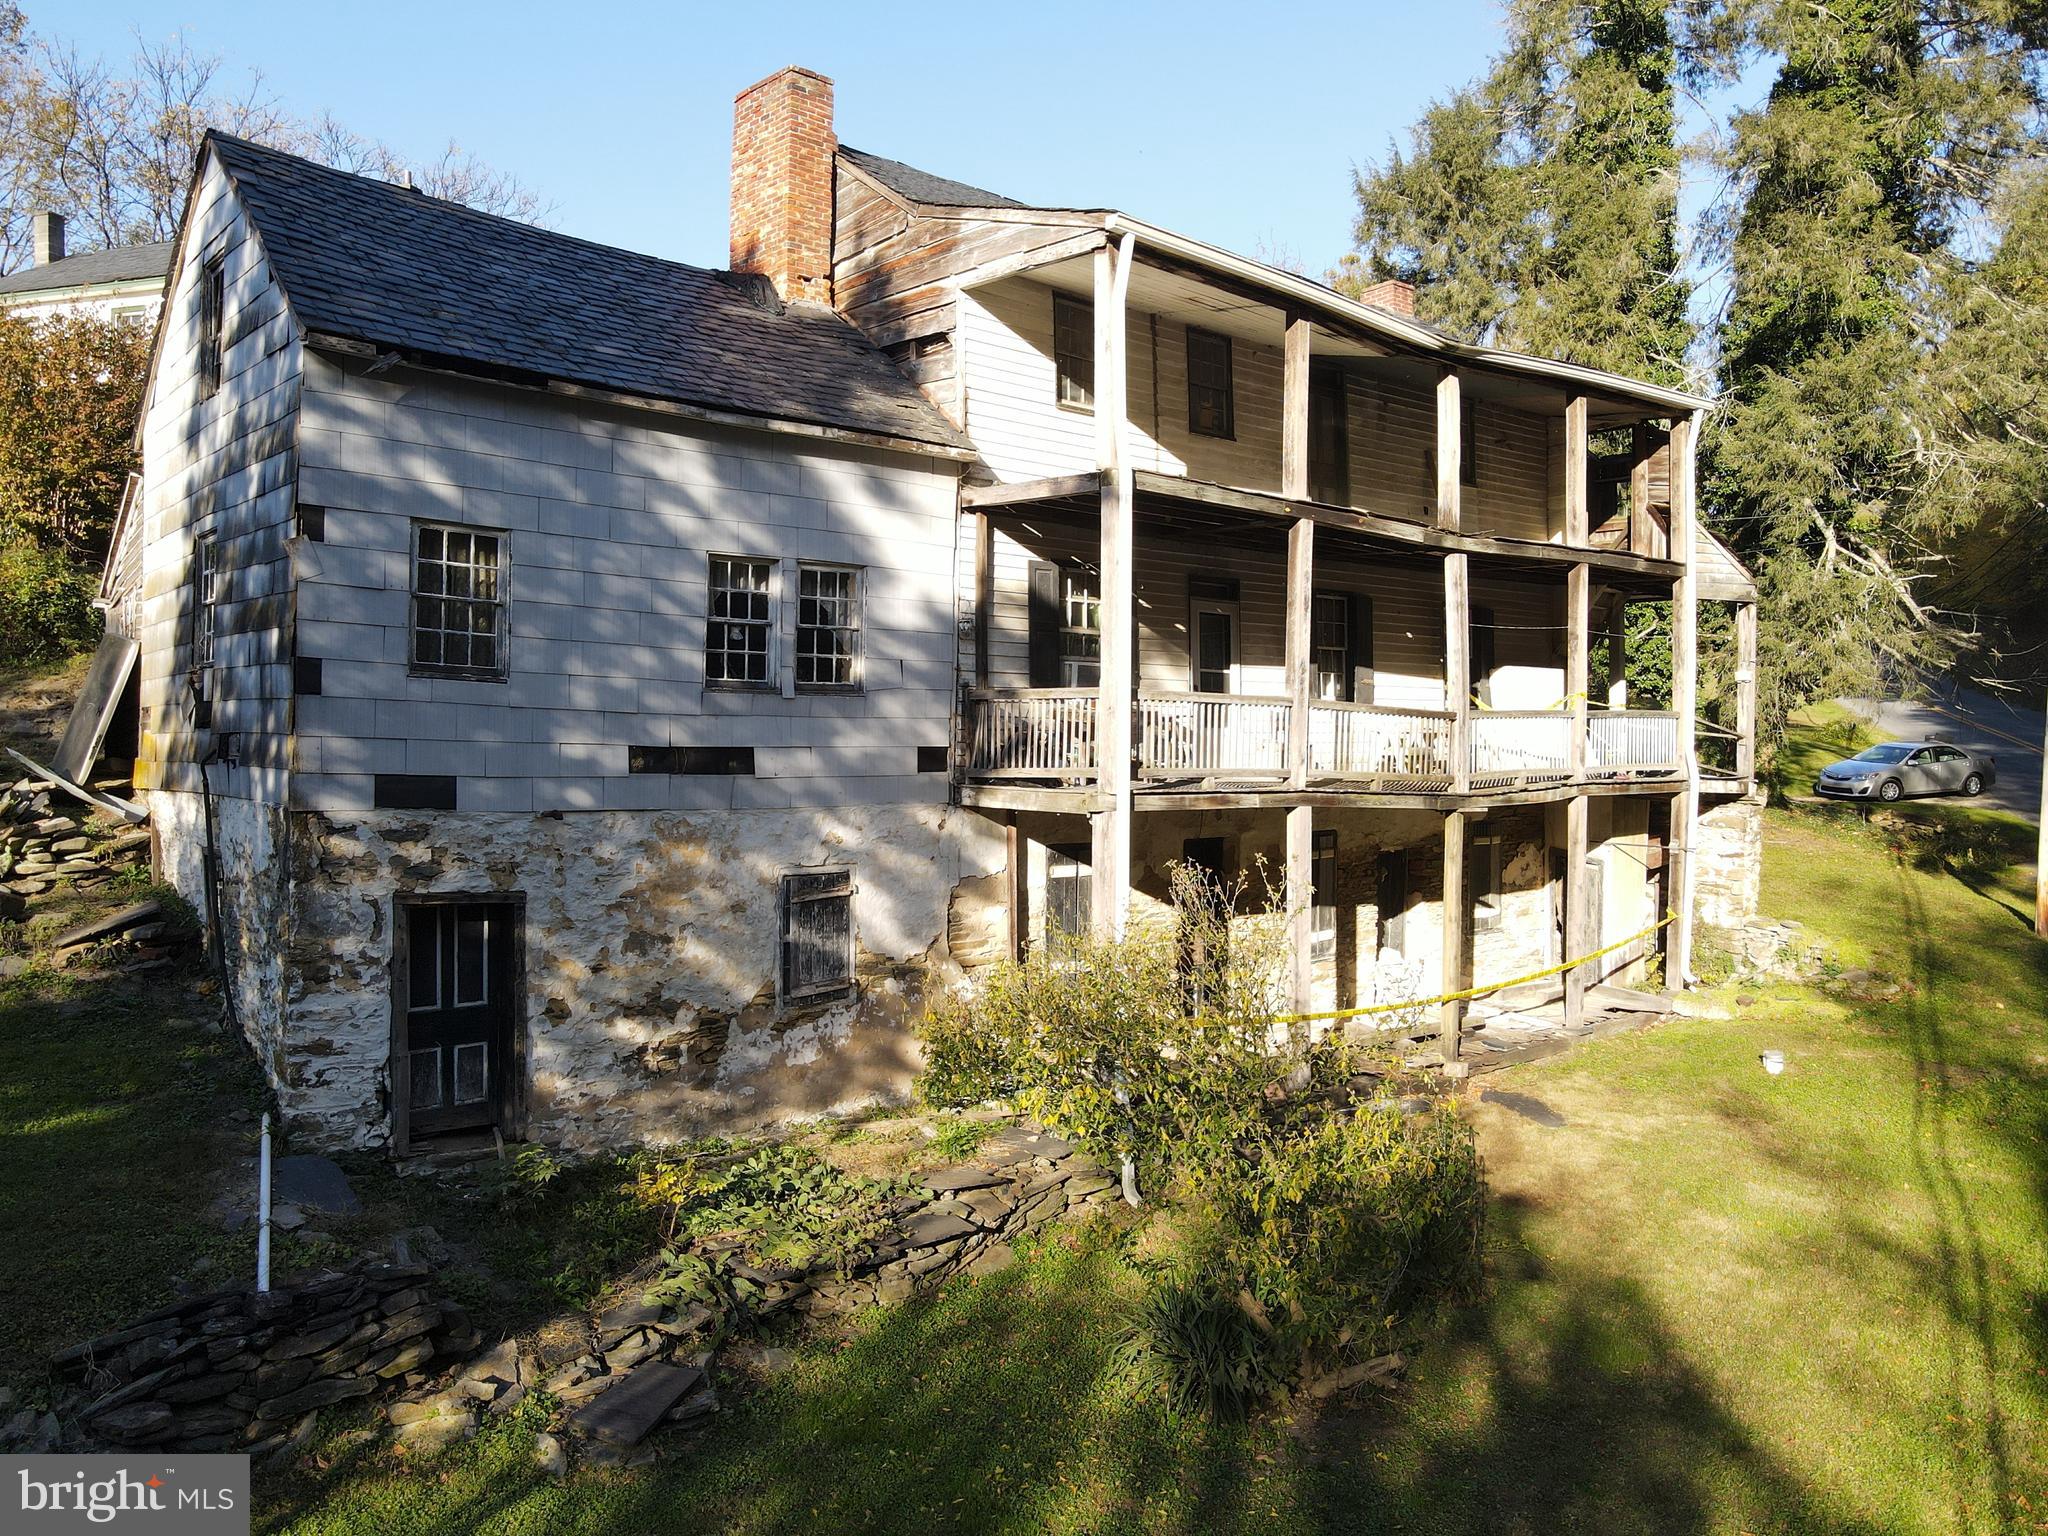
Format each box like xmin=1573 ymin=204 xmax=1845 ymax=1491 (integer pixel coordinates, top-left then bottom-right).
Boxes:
xmin=49 ymin=0 xmax=1515 ymax=272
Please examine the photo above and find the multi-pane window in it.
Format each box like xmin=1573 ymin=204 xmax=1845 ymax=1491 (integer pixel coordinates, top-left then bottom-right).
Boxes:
xmin=1312 ymin=592 xmax=1349 ymax=702
xmin=782 ymin=868 xmax=854 ymax=1000
xmin=1053 ymin=292 xmax=1094 ymax=410
xmin=411 ymin=524 xmax=506 ymax=677
xmin=796 ymin=563 xmax=861 ymax=688
xmin=1060 ymin=567 xmax=1101 ymax=686
xmin=707 ymin=556 xmax=775 ymax=685
xmin=1045 ymin=845 xmax=1092 ymax=947
xmin=1311 ymin=830 xmax=1338 ymax=961
xmin=192 ymin=535 xmax=220 ymax=673
xmin=1187 ymin=326 xmax=1235 ymax=438
xmin=198 ymin=256 xmax=225 ymax=399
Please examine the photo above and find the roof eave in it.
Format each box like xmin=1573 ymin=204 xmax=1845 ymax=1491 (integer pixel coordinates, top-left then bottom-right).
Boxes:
xmin=1103 ymin=214 xmax=1714 ymax=416
xmin=303 ymin=333 xmax=976 ymax=464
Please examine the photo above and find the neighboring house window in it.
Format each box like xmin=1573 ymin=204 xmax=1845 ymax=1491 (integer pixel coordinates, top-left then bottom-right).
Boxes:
xmin=1472 ymin=832 xmax=1504 ymax=932
xmin=1312 ymin=592 xmax=1350 ymax=702
xmin=411 ymin=523 xmax=507 ymax=677
xmin=113 ymin=305 xmax=150 ymax=328
xmin=1060 ymin=566 xmax=1101 ymax=686
xmin=782 ymin=868 xmax=854 ymax=1001
xmin=1053 ymin=292 xmax=1094 ymax=410
xmin=198 ymin=256 xmax=226 ymax=399
xmin=1461 ymin=409 xmax=1478 ymax=488
xmin=1310 ymin=830 xmax=1338 ymax=961
xmin=707 ymin=556 xmax=774 ymax=686
xmin=1186 ymin=327 xmax=1234 ymax=438
xmin=796 ymin=563 xmax=861 ymax=688
xmin=1045 ymin=844 xmax=1092 ymax=947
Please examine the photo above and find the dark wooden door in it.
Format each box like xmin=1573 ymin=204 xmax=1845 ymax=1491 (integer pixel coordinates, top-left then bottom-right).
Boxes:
xmin=400 ymin=901 xmax=515 ymax=1139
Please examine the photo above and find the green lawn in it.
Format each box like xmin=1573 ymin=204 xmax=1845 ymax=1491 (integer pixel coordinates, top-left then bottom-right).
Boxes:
xmin=5 ymin=794 xmax=2042 ymax=1533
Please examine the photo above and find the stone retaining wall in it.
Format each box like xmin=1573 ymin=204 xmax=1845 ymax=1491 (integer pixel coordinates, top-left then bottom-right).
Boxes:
xmin=54 ymin=1262 xmax=476 ymax=1455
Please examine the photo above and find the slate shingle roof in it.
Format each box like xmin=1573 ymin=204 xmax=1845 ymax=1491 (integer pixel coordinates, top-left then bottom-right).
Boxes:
xmin=0 ymin=240 xmax=174 ymax=295
xmin=206 ymin=134 xmax=969 ymax=453
xmin=838 ymin=147 xmax=1025 ymax=210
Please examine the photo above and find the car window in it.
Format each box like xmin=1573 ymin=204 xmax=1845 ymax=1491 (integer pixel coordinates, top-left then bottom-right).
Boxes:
xmin=1907 ymin=750 xmax=1929 ymax=763
xmin=1853 ymin=745 xmax=1912 ymax=764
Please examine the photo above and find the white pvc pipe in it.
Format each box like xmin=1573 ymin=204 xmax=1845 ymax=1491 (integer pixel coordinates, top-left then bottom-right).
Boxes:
xmin=256 ymin=1112 xmax=272 ymax=1293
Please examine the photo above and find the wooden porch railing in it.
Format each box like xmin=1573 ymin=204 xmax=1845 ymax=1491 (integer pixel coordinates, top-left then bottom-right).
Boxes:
xmin=1586 ymin=710 xmax=1681 ymax=773
xmin=1138 ymin=693 xmax=1292 ymax=778
xmin=1308 ymin=702 xmax=1455 ymax=783
xmin=966 ymin=689 xmax=1097 ymax=778
xmin=1470 ymin=709 xmax=1573 ymax=785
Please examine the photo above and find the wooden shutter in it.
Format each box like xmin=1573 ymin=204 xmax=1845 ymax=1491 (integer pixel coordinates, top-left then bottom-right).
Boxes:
xmin=1375 ymin=851 xmax=1407 ymax=957
xmin=1347 ymin=593 xmax=1374 ymax=706
xmin=1027 ymin=560 xmax=1061 ymax=687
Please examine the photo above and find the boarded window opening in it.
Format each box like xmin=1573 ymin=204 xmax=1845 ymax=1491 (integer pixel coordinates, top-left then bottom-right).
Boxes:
xmin=782 ymin=869 xmax=854 ymax=1001
xmin=198 ymin=256 xmax=225 ymax=399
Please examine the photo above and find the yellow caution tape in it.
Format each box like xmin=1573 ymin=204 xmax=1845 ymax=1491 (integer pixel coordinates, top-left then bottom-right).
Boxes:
xmin=1271 ymin=909 xmax=1677 ymax=1031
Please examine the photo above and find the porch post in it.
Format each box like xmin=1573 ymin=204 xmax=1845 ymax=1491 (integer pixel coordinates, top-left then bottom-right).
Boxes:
xmin=1282 ymin=311 xmax=1316 ymax=1020
xmin=1735 ymin=600 xmax=1758 ymax=781
xmin=1091 ymin=233 xmax=1136 ymax=938
xmin=1564 ymin=561 xmax=1591 ymax=1027
xmin=1564 ymin=793 xmax=1590 ymax=1026
xmin=972 ymin=509 xmax=993 ymax=689
xmin=1005 ymin=813 xmax=1025 ymax=962
xmin=1441 ymin=808 xmax=1467 ymax=1069
xmin=1667 ymin=410 xmax=1701 ymax=986
xmin=1437 ymin=367 xmax=1470 ymax=793
xmin=1629 ymin=421 xmax=1656 ymax=557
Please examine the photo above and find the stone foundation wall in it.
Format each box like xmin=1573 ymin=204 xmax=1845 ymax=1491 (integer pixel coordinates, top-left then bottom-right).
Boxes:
xmin=273 ymin=804 xmax=1006 ymax=1152
xmin=1695 ymin=788 xmax=1765 ymax=936
xmin=55 ymin=1262 xmax=473 ymax=1455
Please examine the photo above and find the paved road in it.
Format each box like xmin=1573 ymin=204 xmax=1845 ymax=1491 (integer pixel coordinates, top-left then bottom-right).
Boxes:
xmin=1841 ymin=685 xmax=2042 ymax=825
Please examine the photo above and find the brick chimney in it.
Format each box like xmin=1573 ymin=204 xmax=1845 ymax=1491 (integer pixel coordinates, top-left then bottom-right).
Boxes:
xmin=31 ymin=211 xmax=65 ymax=267
xmin=729 ymin=66 xmax=836 ymax=305
xmin=1358 ymin=278 xmax=1416 ymax=317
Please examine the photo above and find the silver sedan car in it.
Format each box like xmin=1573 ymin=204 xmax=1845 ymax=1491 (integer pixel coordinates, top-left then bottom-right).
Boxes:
xmin=1814 ymin=740 xmax=1998 ymax=803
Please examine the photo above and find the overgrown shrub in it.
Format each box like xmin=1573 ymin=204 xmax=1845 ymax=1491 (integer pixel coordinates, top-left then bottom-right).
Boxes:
xmin=918 ymin=862 xmax=1485 ymax=1414
xmin=0 ymin=537 xmax=99 ymax=662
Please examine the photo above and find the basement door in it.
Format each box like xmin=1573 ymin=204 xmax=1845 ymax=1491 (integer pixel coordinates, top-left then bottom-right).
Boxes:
xmin=394 ymin=898 xmax=520 ymax=1146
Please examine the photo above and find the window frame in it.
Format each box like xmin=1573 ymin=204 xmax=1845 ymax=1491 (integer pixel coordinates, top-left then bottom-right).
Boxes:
xmin=781 ymin=866 xmax=856 ymax=1004
xmin=705 ymin=554 xmax=778 ymax=690
xmin=1310 ymin=829 xmax=1338 ymax=961
xmin=409 ymin=521 xmax=509 ymax=681
xmin=1471 ymin=832 xmax=1505 ymax=933
xmin=795 ymin=561 xmax=863 ymax=691
xmin=1043 ymin=843 xmax=1093 ymax=950
xmin=1311 ymin=590 xmax=1351 ymax=702
xmin=1059 ymin=564 xmax=1102 ymax=687
xmin=1185 ymin=326 xmax=1236 ymax=439
xmin=192 ymin=533 xmax=220 ymax=677
xmin=1053 ymin=291 xmax=1094 ymax=412
xmin=198 ymin=255 xmax=225 ymax=400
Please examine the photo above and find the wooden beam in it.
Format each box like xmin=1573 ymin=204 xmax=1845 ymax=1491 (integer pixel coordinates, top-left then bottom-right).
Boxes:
xmin=1567 ymin=563 xmax=1590 ymax=778
xmin=1435 ymin=367 xmax=1462 ymax=532
xmin=1091 ymin=233 xmax=1137 ymax=939
xmin=1564 ymin=394 xmax=1590 ymax=547
xmin=1443 ymin=552 xmax=1471 ymax=793
xmin=1441 ymin=808 xmax=1468 ymax=1069
xmin=1629 ymin=422 xmax=1656 ymax=557
xmin=1282 ymin=313 xmax=1313 ymax=501
xmin=1667 ymin=410 xmax=1701 ymax=986
xmin=962 ymin=471 xmax=1105 ymax=508
xmin=1563 ymin=792 xmax=1589 ymax=1026
xmin=960 ymin=783 xmax=1097 ymax=814
xmin=1734 ymin=600 xmax=1758 ymax=781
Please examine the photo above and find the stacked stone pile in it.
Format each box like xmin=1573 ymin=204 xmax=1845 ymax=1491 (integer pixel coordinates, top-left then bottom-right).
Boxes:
xmin=49 ymin=1261 xmax=477 ymax=1456
xmin=0 ymin=778 xmax=147 ymax=907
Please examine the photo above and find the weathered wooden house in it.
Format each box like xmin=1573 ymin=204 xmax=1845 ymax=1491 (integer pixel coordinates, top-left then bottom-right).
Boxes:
xmin=109 ymin=66 xmax=1761 ymax=1155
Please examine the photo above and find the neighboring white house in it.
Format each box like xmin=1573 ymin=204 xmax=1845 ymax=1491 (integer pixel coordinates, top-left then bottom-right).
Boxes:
xmin=0 ymin=212 xmax=173 ymax=326
xmin=111 ymin=69 xmax=1761 ymax=1158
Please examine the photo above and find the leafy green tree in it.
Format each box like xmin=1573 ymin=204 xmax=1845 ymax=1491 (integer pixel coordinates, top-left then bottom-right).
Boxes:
xmin=0 ymin=309 xmax=147 ymax=560
xmin=1341 ymin=0 xmax=1693 ymax=384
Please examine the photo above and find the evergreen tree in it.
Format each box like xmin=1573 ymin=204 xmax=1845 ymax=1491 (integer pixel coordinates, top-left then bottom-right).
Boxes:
xmin=1342 ymin=0 xmax=1692 ymax=384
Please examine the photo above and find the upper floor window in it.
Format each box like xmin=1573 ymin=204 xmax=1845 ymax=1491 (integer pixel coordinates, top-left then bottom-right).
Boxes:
xmin=1053 ymin=293 xmax=1094 ymax=410
xmin=707 ymin=555 xmax=775 ymax=686
xmin=1186 ymin=327 xmax=1234 ymax=438
xmin=198 ymin=256 xmax=226 ymax=399
xmin=796 ymin=563 xmax=861 ymax=689
xmin=1312 ymin=592 xmax=1350 ymax=702
xmin=412 ymin=523 xmax=506 ymax=678
xmin=1060 ymin=566 xmax=1101 ymax=686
